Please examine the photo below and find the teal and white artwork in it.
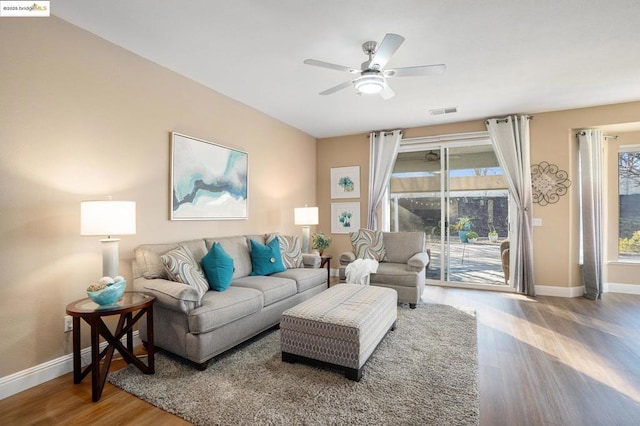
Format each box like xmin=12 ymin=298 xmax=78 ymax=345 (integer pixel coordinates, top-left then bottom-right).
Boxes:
xmin=171 ymin=133 xmax=248 ymax=220
xmin=331 ymin=166 xmax=360 ymax=199
xmin=331 ymin=202 xmax=361 ymax=234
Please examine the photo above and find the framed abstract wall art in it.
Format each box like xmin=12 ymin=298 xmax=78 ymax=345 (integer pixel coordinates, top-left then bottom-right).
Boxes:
xmin=170 ymin=132 xmax=248 ymax=220
xmin=331 ymin=202 xmax=360 ymax=234
xmin=330 ymin=166 xmax=361 ymax=199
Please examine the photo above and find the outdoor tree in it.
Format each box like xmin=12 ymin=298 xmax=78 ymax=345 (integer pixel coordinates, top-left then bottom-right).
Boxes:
xmin=619 ymin=151 xmax=640 ymax=192
xmin=618 ymin=151 xmax=640 ymax=254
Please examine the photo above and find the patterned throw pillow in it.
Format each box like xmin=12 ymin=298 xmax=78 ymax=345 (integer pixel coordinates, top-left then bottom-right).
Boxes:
xmin=350 ymin=229 xmax=386 ymax=261
xmin=160 ymin=245 xmax=209 ymax=299
xmin=267 ymin=234 xmax=303 ymax=269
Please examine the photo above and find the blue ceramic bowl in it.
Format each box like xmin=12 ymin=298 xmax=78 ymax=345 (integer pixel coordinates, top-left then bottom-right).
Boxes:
xmin=87 ymin=280 xmax=126 ymax=305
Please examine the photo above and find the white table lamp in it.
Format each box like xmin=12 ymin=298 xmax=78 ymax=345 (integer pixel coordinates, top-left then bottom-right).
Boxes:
xmin=81 ymin=200 xmax=136 ymax=277
xmin=294 ymin=206 xmax=319 ymax=254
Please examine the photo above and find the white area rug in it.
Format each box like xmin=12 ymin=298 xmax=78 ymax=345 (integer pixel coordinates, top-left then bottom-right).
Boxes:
xmin=109 ymin=303 xmax=478 ymax=425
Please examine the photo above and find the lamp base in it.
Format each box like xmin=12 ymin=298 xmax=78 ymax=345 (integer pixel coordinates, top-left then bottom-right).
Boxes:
xmin=301 ymin=226 xmax=311 ymax=254
xmin=100 ymin=238 xmax=120 ymax=277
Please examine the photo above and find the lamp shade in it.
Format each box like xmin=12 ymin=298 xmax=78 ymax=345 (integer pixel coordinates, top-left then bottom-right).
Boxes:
xmin=294 ymin=207 xmax=319 ymax=226
xmin=81 ymin=200 xmax=136 ymax=236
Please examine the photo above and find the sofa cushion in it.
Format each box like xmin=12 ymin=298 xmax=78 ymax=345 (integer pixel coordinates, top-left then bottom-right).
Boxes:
xmin=383 ymin=232 xmax=426 ymax=264
xmin=272 ymin=268 xmax=327 ymax=293
xmin=232 ymin=275 xmax=297 ymax=306
xmin=135 ymin=239 xmax=207 ymax=279
xmin=350 ymin=229 xmax=386 ymax=261
xmin=188 ymin=286 xmax=264 ymax=334
xmin=267 ymin=234 xmax=303 ymax=269
xmin=134 ymin=277 xmax=201 ymax=313
xmin=205 ymin=236 xmax=252 ymax=279
xmin=370 ymin=262 xmax=421 ymax=288
xmin=246 ymin=234 xmax=266 ymax=247
xmin=135 ymin=242 xmax=179 ymax=279
xmin=250 ymin=238 xmax=286 ymax=276
xmin=160 ymin=245 xmax=209 ymax=299
xmin=201 ymin=243 xmax=234 ymax=292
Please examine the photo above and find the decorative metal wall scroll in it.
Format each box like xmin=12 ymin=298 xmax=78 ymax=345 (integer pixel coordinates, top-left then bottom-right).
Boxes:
xmin=531 ymin=161 xmax=571 ymax=206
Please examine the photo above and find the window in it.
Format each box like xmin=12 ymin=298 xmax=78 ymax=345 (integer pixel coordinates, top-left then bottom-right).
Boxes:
xmin=618 ymin=145 xmax=640 ymax=261
xmin=387 ymin=133 xmax=510 ymax=286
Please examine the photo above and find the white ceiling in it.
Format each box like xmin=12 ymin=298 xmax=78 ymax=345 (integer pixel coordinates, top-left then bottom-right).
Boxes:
xmin=54 ymin=1 xmax=640 ymax=139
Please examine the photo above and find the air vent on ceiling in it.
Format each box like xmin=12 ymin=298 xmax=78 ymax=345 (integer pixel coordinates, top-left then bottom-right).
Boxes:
xmin=429 ymin=106 xmax=458 ymax=116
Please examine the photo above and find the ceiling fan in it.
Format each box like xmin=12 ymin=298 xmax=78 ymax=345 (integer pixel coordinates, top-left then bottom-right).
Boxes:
xmin=304 ymin=33 xmax=446 ymax=100
xmin=424 ymin=150 xmax=440 ymax=162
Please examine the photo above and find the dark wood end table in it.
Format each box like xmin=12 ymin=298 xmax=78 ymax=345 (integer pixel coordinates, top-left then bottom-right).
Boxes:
xmin=66 ymin=292 xmax=155 ymax=402
xmin=320 ymin=255 xmax=332 ymax=285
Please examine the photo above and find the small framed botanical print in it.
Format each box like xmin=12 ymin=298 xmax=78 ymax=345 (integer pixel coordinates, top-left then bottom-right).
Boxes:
xmin=331 ymin=202 xmax=360 ymax=234
xmin=330 ymin=166 xmax=360 ymax=199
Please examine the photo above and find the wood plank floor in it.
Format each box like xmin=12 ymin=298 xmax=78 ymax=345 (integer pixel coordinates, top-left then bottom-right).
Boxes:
xmin=1 ymin=286 xmax=639 ymax=425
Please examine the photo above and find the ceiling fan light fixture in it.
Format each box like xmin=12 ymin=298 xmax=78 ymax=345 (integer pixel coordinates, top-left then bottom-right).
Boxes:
xmin=354 ymin=73 xmax=385 ymax=95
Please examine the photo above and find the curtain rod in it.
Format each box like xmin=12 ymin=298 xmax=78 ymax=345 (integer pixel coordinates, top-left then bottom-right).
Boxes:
xmin=370 ymin=130 xmax=404 ymax=137
xmin=484 ymin=115 xmax=533 ymax=125
xmin=576 ymin=131 xmax=619 ymax=139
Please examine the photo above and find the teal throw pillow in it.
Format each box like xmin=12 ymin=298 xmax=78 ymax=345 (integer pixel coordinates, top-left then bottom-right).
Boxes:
xmin=201 ymin=243 xmax=234 ymax=291
xmin=250 ymin=237 xmax=286 ymax=276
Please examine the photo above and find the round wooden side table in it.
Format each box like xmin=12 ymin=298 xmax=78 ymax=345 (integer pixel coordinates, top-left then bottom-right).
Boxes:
xmin=66 ymin=292 xmax=155 ymax=402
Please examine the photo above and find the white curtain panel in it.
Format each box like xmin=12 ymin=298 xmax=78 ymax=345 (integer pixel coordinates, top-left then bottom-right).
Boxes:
xmin=577 ymin=129 xmax=604 ymax=300
xmin=367 ymin=130 xmax=402 ymax=230
xmin=486 ymin=115 xmax=536 ymax=296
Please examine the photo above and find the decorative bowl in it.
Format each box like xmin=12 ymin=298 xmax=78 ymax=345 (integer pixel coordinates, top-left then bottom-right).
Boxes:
xmin=87 ymin=280 xmax=126 ymax=305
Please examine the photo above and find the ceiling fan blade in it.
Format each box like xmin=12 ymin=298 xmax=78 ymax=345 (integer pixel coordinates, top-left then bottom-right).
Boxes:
xmin=380 ymin=84 xmax=395 ymax=100
xmin=304 ymin=59 xmax=359 ymax=74
xmin=384 ymin=64 xmax=446 ymax=78
xmin=319 ymin=80 xmax=354 ymax=95
xmin=370 ymin=33 xmax=405 ymax=70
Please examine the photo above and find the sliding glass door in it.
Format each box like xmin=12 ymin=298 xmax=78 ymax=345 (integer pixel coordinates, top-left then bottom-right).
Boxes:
xmin=390 ymin=139 xmax=510 ymax=287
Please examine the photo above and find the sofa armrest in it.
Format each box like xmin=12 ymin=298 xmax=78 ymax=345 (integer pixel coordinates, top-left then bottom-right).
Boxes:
xmin=302 ymin=253 xmax=321 ymax=268
xmin=339 ymin=251 xmax=356 ymax=266
xmin=407 ymin=251 xmax=429 ymax=272
xmin=133 ymin=277 xmax=201 ymax=314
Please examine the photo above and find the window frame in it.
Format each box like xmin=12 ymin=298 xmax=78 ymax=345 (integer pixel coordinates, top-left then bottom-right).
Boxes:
xmin=614 ymin=143 xmax=640 ymax=263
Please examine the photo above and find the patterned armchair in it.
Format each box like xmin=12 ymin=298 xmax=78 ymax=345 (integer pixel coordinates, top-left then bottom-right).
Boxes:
xmin=339 ymin=229 xmax=430 ymax=308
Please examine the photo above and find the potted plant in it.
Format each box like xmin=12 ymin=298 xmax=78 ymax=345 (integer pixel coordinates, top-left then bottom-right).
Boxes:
xmin=488 ymin=225 xmax=499 ymax=243
xmin=312 ymin=232 xmax=332 ymax=255
xmin=466 ymin=231 xmax=479 ymax=244
xmin=451 ymin=217 xmax=473 ymax=243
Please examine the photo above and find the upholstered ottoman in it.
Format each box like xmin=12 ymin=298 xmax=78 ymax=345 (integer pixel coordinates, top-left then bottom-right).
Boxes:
xmin=280 ymin=284 xmax=397 ymax=381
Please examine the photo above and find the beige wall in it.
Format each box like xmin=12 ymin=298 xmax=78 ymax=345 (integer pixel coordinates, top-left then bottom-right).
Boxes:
xmin=532 ymin=104 xmax=640 ymax=288
xmin=0 ymin=18 xmax=317 ymax=377
xmin=318 ymin=104 xmax=640 ymax=289
xmin=316 ymin=134 xmax=370 ymax=259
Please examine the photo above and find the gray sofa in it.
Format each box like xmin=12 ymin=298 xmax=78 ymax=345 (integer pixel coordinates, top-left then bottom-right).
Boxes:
xmin=339 ymin=231 xmax=430 ymax=309
xmin=132 ymin=234 xmax=327 ymax=369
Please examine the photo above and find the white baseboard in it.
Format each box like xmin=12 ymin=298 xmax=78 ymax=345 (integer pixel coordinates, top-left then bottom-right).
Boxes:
xmin=604 ymin=282 xmax=640 ymax=295
xmin=535 ymin=285 xmax=584 ymax=298
xmin=0 ymin=331 xmax=141 ymax=400
xmin=535 ymin=283 xmax=640 ymax=297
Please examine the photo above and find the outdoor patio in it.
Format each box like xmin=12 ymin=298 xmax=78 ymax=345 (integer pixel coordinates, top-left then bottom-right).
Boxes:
xmin=426 ymin=238 xmax=507 ymax=285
